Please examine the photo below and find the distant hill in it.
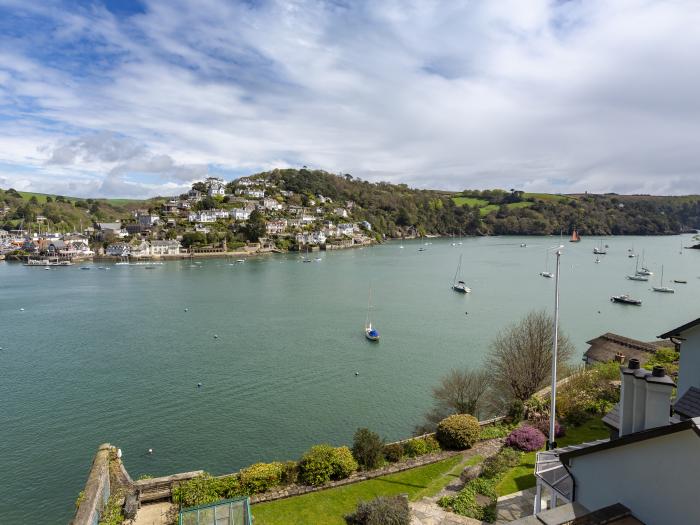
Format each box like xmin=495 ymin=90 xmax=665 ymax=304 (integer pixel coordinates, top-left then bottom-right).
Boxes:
xmin=2 ymin=169 xmax=700 ymax=236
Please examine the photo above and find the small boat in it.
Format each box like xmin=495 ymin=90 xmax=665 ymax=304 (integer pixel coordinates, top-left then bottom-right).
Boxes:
xmin=520 ymin=243 xmax=527 ymax=247
xmin=652 ymin=266 xmax=674 ymax=293
xmin=674 ymin=279 xmax=687 ymax=284
xmin=593 ymin=239 xmax=606 ymax=254
xmin=540 ymin=249 xmax=553 ymax=278
xmin=365 ymin=287 xmax=379 ymax=342
xmin=451 ymin=254 xmax=471 ymax=293
xmin=418 ymin=247 xmax=426 ymax=252
xmin=314 ymin=257 xmax=322 ymax=262
xmin=235 ymin=259 xmax=245 ymax=263
xmin=611 ymin=294 xmax=642 ymax=305
xmin=569 ymin=230 xmax=581 ymax=242
xmin=80 ymin=267 xmax=90 ymax=270
xmin=594 ymin=257 xmax=601 ymax=264
xmin=636 ymin=251 xmax=652 ymax=275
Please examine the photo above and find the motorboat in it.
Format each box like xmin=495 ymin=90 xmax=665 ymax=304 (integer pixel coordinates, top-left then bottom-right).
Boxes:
xmin=611 ymin=294 xmax=642 ymax=305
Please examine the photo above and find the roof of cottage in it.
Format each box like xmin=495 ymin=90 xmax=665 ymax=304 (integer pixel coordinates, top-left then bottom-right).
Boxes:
xmin=584 ymin=333 xmax=663 ymax=365
xmin=674 ymin=386 xmax=700 ymax=419
xmin=658 ymin=318 xmax=700 ymax=339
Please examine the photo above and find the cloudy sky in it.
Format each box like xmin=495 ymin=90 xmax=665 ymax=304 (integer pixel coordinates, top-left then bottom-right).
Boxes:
xmin=1 ymin=0 xmax=699 ymax=198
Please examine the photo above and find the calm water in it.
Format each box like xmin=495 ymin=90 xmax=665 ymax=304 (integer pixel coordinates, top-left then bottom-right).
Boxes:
xmin=1 ymin=235 xmax=698 ymax=523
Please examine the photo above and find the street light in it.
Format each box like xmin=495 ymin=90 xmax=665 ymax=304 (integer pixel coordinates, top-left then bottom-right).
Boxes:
xmin=547 ymin=245 xmax=563 ymax=450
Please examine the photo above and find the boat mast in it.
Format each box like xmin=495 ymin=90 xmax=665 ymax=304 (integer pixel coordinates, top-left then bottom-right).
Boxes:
xmin=453 ymin=254 xmax=462 ymax=287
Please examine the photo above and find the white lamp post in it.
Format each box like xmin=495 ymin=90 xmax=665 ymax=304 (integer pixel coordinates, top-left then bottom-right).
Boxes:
xmin=548 ymin=245 xmax=563 ymax=450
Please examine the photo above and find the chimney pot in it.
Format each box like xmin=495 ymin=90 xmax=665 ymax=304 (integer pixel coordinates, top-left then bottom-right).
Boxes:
xmin=628 ymin=358 xmax=640 ymax=370
xmin=652 ymin=366 xmax=666 ymax=377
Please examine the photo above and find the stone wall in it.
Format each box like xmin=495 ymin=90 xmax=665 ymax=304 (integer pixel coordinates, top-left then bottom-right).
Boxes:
xmin=72 ymin=443 xmax=112 ymax=525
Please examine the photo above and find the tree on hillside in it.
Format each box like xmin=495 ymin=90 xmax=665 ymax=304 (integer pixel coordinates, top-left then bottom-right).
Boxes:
xmin=417 ymin=367 xmax=490 ymax=433
xmin=486 ymin=310 xmax=574 ymax=409
xmin=243 ymin=210 xmax=266 ymax=242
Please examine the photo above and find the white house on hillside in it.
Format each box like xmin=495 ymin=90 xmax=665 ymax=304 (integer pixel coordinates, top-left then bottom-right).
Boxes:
xmin=206 ymin=177 xmax=226 ymax=196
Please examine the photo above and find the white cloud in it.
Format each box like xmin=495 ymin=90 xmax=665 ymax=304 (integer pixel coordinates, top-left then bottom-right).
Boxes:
xmin=0 ymin=0 xmax=699 ymax=197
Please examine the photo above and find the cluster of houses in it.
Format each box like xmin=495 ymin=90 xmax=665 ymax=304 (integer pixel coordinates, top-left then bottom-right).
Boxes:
xmin=1 ymin=175 xmax=374 ymax=260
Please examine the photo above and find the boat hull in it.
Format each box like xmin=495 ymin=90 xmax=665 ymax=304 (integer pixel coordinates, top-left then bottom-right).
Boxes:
xmin=611 ymin=296 xmax=642 ymax=305
xmin=652 ymin=287 xmax=675 ymax=293
xmin=452 ymin=285 xmax=471 ymax=293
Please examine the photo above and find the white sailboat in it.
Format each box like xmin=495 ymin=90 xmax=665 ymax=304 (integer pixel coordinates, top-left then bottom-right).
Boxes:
xmin=593 ymin=239 xmax=607 ymax=255
xmin=626 ymin=255 xmax=648 ymax=281
xmin=636 ymin=250 xmax=653 ymax=276
xmin=540 ymin=249 xmax=553 ymax=278
xmin=452 ymin=254 xmax=471 ymax=293
xmin=365 ymin=287 xmax=379 ymax=341
xmin=652 ymin=265 xmax=674 ymax=293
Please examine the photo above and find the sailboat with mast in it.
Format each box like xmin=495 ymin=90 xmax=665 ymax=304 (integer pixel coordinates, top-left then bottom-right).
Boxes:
xmin=593 ymin=239 xmax=606 ymax=254
xmin=540 ymin=249 xmax=553 ymax=278
xmin=636 ymin=251 xmax=653 ymax=276
xmin=364 ymin=287 xmax=380 ymax=341
xmin=569 ymin=229 xmax=581 ymax=242
xmin=652 ymin=265 xmax=674 ymax=293
xmin=451 ymin=254 xmax=471 ymax=293
xmin=626 ymin=254 xmax=649 ymax=281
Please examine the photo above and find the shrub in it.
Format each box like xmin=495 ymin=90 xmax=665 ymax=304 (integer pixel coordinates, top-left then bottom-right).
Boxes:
xmin=383 ymin=443 xmax=404 ymax=463
xmin=507 ymin=399 xmax=525 ymax=422
xmin=505 ymin=426 xmax=546 ymax=452
xmin=171 ymin=474 xmax=244 ymax=506
xmin=298 ymin=444 xmax=358 ymax=486
xmin=352 ymin=428 xmax=385 ymax=470
xmin=239 ymin=462 xmax=284 ymax=494
xmin=479 ymin=423 xmax=513 ymax=440
xmin=436 ymin=414 xmax=480 ymax=450
xmin=529 ymin=418 xmax=566 ymax=439
xmin=481 ymin=447 xmax=522 ymax=479
xmin=280 ymin=460 xmax=299 ymax=484
xmin=344 ymin=495 xmax=410 ymax=525
xmin=403 ymin=436 xmax=441 ymax=457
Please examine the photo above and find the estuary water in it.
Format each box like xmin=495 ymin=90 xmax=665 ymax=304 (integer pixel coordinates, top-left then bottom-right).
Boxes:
xmin=1 ymin=235 xmax=699 ymax=523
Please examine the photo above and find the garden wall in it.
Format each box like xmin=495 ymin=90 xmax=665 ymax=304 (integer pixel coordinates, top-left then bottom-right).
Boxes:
xmin=71 ymin=443 xmax=112 ymax=525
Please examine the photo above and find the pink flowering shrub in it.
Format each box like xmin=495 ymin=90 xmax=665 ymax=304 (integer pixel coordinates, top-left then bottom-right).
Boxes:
xmin=505 ymin=425 xmax=546 ymax=452
xmin=530 ymin=418 xmax=566 ymax=439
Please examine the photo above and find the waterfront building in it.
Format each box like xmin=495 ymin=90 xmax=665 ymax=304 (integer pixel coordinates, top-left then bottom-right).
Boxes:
xmin=583 ymin=333 xmax=667 ymax=367
xmin=149 ymin=240 xmax=182 ymax=256
xmin=106 ymin=242 xmax=130 ymax=257
xmin=266 ymin=219 xmax=288 ymax=235
xmin=129 ymin=240 xmax=151 ymax=258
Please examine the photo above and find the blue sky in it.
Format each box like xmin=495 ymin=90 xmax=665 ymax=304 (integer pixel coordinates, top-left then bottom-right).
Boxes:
xmin=1 ymin=0 xmax=700 ymax=198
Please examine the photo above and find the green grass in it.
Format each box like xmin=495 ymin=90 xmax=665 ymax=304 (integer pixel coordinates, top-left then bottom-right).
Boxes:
xmin=479 ymin=204 xmax=499 ymax=216
xmin=452 ymin=197 xmax=489 ymax=207
xmin=252 ymin=456 xmax=462 ymax=525
xmin=523 ymin=193 xmax=570 ymax=202
xmin=494 ymin=417 xmax=609 ymax=497
xmin=506 ymin=201 xmax=534 ymax=210
xmin=13 ymin=190 xmax=140 ymax=206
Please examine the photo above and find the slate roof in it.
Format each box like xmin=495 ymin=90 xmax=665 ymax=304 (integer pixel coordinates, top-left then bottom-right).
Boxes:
xmin=674 ymin=386 xmax=700 ymax=419
xmin=584 ymin=333 xmax=658 ymax=365
xmin=658 ymin=318 xmax=700 ymax=339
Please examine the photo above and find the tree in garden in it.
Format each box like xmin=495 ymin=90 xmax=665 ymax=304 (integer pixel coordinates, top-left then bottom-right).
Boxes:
xmin=351 ymin=428 xmax=385 ymax=470
xmin=486 ymin=310 xmax=574 ymax=406
xmin=419 ymin=368 xmax=490 ymax=432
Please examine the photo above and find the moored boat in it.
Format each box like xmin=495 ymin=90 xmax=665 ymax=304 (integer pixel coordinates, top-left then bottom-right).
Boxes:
xmin=569 ymin=230 xmax=581 ymax=242
xmin=451 ymin=254 xmax=471 ymax=293
xmin=652 ymin=266 xmax=674 ymax=293
xmin=611 ymin=294 xmax=642 ymax=305
xmin=365 ymin=287 xmax=379 ymax=342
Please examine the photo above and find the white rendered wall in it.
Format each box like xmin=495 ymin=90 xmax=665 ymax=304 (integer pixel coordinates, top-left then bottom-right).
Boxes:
xmin=569 ymin=429 xmax=700 ymax=525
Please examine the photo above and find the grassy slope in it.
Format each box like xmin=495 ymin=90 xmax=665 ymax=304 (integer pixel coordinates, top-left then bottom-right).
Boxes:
xmin=252 ymin=456 xmax=462 ymax=525
xmin=494 ymin=417 xmax=609 ymax=496
xmin=16 ymin=190 xmax=140 ymax=206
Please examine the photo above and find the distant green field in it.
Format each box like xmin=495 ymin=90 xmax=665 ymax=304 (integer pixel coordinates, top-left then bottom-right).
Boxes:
xmin=523 ymin=193 xmax=570 ymax=202
xmin=506 ymin=201 xmax=534 ymax=210
xmin=452 ymin=197 xmax=489 ymax=207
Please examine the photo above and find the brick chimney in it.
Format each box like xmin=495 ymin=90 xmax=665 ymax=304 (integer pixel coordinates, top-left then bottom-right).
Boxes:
xmin=614 ymin=352 xmax=625 ymax=364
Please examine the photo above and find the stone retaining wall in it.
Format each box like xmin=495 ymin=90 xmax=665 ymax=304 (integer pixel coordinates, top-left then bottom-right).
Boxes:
xmin=72 ymin=443 xmax=112 ymax=525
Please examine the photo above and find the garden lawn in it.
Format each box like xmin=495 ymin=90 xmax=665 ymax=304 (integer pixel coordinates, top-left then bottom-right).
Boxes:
xmin=495 ymin=417 xmax=609 ymax=496
xmin=252 ymin=456 xmax=462 ymax=525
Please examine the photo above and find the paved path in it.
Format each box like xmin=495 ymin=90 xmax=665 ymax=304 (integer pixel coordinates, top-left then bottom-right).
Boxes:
xmin=128 ymin=501 xmax=175 ymax=525
xmin=495 ymin=488 xmax=538 ymax=524
xmin=410 ymin=439 xmax=504 ymax=525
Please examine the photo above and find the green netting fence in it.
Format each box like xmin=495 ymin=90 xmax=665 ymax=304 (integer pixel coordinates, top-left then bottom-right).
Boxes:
xmin=178 ymin=496 xmax=252 ymax=525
